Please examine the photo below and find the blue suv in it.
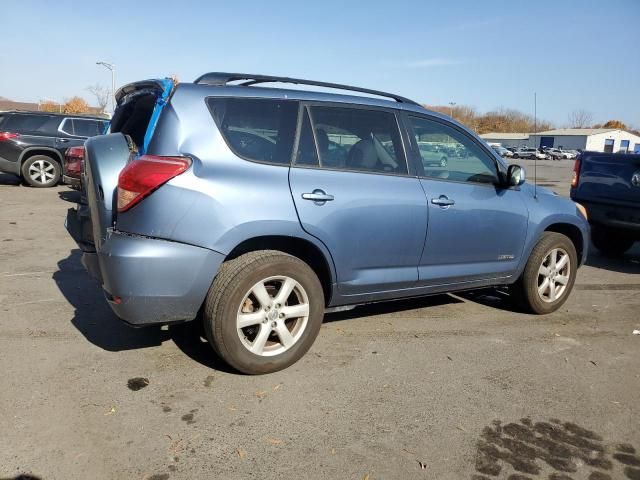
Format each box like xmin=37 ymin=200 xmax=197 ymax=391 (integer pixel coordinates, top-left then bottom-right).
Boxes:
xmin=66 ymin=73 xmax=589 ymax=374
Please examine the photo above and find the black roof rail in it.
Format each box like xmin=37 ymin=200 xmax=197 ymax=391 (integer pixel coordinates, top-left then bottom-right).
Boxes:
xmin=193 ymin=72 xmax=420 ymax=106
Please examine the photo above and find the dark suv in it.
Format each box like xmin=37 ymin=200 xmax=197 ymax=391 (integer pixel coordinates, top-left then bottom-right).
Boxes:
xmin=0 ymin=111 xmax=108 ymax=187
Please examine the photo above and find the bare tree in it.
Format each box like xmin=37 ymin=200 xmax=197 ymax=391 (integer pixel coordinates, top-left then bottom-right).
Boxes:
xmin=86 ymin=84 xmax=110 ymax=113
xmin=568 ymin=109 xmax=593 ymax=128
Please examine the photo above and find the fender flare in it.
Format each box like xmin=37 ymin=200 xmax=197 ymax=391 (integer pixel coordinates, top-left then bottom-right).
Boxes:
xmin=18 ymin=147 xmax=64 ymax=170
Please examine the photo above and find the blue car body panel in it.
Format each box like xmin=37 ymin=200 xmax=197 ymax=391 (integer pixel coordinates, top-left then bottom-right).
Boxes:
xmin=417 ymin=178 xmax=530 ymax=285
xmin=289 ymin=166 xmax=428 ymax=295
xmin=66 ymin=78 xmax=589 ymax=325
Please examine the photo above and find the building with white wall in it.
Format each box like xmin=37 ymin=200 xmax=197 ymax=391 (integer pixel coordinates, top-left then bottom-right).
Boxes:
xmin=481 ymin=129 xmax=640 ymax=153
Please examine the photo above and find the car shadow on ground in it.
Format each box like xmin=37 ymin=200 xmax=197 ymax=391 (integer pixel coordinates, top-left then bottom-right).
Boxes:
xmin=585 ymin=245 xmax=640 ymax=275
xmin=58 ymin=188 xmax=81 ymax=203
xmin=53 ymin=249 xmax=235 ymax=372
xmin=0 ymin=172 xmax=22 ymax=186
xmin=324 ymin=294 xmax=465 ymax=322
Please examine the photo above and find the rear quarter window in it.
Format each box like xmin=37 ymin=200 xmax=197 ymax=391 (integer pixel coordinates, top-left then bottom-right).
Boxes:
xmin=207 ymin=98 xmax=298 ymax=165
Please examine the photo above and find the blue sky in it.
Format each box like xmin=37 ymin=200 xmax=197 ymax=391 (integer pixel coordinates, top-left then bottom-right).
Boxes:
xmin=2 ymin=0 xmax=639 ymax=127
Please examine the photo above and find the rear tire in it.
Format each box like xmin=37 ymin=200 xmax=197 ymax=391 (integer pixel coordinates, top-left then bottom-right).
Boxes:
xmin=440 ymin=156 xmax=448 ymax=167
xmin=513 ymin=153 xmax=519 ymax=159
xmin=591 ymin=225 xmax=635 ymax=256
xmin=512 ymin=232 xmax=577 ymax=314
xmin=203 ymin=250 xmax=325 ymax=374
xmin=21 ymin=155 xmax=61 ymax=188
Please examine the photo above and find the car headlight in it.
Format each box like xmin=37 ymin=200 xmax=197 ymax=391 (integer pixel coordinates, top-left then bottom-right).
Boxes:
xmin=575 ymin=202 xmax=588 ymax=220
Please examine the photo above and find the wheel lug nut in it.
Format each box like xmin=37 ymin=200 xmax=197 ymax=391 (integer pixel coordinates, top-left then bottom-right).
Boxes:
xmin=279 ymin=313 xmax=284 ymax=318
xmin=271 ymin=321 xmax=277 ymax=327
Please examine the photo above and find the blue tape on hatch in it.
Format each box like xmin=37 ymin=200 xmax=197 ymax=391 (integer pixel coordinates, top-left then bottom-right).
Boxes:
xmin=141 ymin=78 xmax=175 ymax=155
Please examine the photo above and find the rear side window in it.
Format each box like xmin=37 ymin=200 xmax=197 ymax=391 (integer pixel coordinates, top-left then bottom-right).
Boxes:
xmin=2 ymin=114 xmax=55 ymax=133
xmin=299 ymin=106 xmax=407 ymax=175
xmin=208 ymin=98 xmax=298 ymax=165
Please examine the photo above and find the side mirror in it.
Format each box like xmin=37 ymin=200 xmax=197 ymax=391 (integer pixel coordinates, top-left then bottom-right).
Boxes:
xmin=507 ymin=164 xmax=526 ymax=186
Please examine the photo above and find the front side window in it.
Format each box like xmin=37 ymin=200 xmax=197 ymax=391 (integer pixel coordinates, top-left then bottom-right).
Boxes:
xmin=303 ymin=106 xmax=407 ymax=175
xmin=408 ymin=115 xmax=498 ymax=184
xmin=208 ymin=98 xmax=298 ymax=165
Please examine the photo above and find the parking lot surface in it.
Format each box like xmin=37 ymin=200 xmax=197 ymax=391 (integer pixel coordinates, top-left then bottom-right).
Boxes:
xmin=1 ymin=159 xmax=639 ymax=480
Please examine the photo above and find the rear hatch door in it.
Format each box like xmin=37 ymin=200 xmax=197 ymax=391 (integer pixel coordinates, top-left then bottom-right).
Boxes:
xmin=574 ymin=153 xmax=640 ymax=206
xmin=67 ymin=78 xmax=174 ymax=251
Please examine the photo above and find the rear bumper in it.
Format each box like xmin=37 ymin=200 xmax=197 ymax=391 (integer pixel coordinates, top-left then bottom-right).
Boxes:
xmin=63 ymin=174 xmax=81 ymax=189
xmin=66 ymin=208 xmax=224 ymax=325
xmin=582 ymin=201 xmax=640 ymax=235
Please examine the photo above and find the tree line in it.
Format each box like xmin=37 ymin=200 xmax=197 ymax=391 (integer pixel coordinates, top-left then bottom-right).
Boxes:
xmin=426 ymin=104 xmax=637 ymax=135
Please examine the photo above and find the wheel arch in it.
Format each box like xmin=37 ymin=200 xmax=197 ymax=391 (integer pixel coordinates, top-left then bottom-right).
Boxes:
xmin=543 ymin=222 xmax=585 ymax=266
xmin=224 ymin=235 xmax=336 ymax=305
xmin=18 ymin=148 xmax=64 ymax=171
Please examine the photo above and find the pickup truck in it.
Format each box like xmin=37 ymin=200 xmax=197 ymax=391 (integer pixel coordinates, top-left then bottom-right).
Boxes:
xmin=570 ymin=151 xmax=640 ymax=255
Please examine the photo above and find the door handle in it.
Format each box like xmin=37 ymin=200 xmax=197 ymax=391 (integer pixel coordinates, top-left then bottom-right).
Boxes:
xmin=431 ymin=195 xmax=455 ymax=207
xmin=302 ymin=189 xmax=334 ymax=204
xmin=58 ymin=138 xmax=69 ymax=143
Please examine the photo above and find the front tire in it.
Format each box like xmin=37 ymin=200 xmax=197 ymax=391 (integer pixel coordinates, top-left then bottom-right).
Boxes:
xmin=591 ymin=225 xmax=635 ymax=256
xmin=512 ymin=232 xmax=577 ymax=314
xmin=21 ymin=155 xmax=61 ymax=188
xmin=203 ymin=250 xmax=325 ymax=374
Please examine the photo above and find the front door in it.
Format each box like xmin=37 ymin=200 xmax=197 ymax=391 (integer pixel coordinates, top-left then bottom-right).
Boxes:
xmin=405 ymin=114 xmax=529 ymax=286
xmin=289 ymin=105 xmax=428 ymax=296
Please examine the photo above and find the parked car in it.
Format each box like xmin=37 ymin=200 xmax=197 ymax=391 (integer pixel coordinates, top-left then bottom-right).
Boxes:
xmin=490 ymin=145 xmax=513 ymax=158
xmin=63 ymin=146 xmax=85 ymax=189
xmin=546 ymin=148 xmax=576 ymax=160
xmin=0 ymin=111 xmax=108 ymax=187
xmin=512 ymin=147 xmax=547 ymax=160
xmin=417 ymin=142 xmax=448 ymax=167
xmin=66 ymin=73 xmax=589 ymax=374
xmin=570 ymin=151 xmax=639 ymax=255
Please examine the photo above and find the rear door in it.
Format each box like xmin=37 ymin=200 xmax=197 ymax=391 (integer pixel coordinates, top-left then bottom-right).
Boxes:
xmin=289 ymin=104 xmax=428 ymax=296
xmin=404 ymin=113 xmax=529 ymax=285
xmin=56 ymin=118 xmax=90 ymax=154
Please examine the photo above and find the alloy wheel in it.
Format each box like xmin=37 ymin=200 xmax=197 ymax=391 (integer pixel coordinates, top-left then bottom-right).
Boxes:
xmin=537 ymin=248 xmax=571 ymax=303
xmin=236 ymin=276 xmax=310 ymax=356
xmin=28 ymin=159 xmax=56 ymax=185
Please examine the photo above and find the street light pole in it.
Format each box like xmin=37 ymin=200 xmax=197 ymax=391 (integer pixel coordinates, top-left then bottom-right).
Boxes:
xmin=448 ymin=101 xmax=456 ymax=119
xmin=96 ymin=61 xmax=116 ymax=112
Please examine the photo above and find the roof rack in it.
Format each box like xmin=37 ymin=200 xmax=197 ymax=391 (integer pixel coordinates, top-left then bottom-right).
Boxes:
xmin=193 ymin=72 xmax=420 ymax=106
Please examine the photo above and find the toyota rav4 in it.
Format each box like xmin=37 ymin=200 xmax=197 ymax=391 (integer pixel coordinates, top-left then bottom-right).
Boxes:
xmin=66 ymin=73 xmax=589 ymax=374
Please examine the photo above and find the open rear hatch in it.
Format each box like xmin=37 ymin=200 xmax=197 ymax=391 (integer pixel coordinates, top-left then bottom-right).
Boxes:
xmin=65 ymin=78 xmax=174 ymax=281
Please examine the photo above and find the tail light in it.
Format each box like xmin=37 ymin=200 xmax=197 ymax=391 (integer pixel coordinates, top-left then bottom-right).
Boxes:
xmin=571 ymin=158 xmax=581 ymax=188
xmin=0 ymin=131 xmax=20 ymax=142
xmin=64 ymin=146 xmax=85 ymax=176
xmin=117 ymin=155 xmax=191 ymax=212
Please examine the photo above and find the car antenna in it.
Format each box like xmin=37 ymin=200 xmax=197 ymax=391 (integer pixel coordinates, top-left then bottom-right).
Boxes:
xmin=533 ymin=92 xmax=538 ymax=199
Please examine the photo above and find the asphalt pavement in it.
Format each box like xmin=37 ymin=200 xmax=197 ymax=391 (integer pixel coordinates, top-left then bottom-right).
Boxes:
xmin=1 ymin=159 xmax=638 ymax=480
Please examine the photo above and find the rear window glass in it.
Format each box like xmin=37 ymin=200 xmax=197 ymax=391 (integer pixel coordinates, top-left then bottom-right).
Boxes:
xmin=2 ymin=114 xmax=55 ymax=133
xmin=207 ymin=98 xmax=298 ymax=165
